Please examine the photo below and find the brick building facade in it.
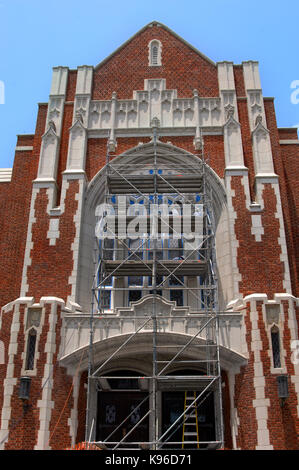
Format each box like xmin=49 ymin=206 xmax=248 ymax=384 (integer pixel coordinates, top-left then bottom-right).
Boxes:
xmin=0 ymin=21 xmax=298 ymax=450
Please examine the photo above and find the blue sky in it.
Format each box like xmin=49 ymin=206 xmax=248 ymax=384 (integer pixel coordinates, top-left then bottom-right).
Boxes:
xmin=0 ymin=0 xmax=298 ymax=168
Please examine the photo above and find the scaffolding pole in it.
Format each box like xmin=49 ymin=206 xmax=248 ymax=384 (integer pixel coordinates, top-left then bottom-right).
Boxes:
xmin=85 ymin=125 xmax=224 ymax=449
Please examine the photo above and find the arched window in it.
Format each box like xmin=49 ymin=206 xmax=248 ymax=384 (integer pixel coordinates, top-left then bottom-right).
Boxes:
xmin=25 ymin=328 xmax=37 ymax=370
xmin=149 ymin=40 xmax=162 ymax=66
xmin=271 ymin=325 xmax=281 ymax=368
xmin=152 ymin=45 xmax=158 ymax=65
xmin=23 ymin=308 xmax=41 ymax=373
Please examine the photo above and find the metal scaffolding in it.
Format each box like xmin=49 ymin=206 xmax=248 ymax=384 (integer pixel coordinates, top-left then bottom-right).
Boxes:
xmin=85 ymin=123 xmax=224 ymax=450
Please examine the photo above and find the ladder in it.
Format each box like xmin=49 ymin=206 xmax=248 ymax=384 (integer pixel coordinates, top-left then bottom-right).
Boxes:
xmin=182 ymin=391 xmax=200 ymax=449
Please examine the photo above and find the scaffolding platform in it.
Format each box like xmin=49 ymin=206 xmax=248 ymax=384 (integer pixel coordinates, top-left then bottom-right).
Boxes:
xmin=107 ymin=174 xmax=203 ymax=194
xmin=156 ymin=375 xmax=219 ymax=392
xmin=103 ymin=259 xmax=207 ymax=277
xmin=105 ymin=215 xmax=203 ymax=236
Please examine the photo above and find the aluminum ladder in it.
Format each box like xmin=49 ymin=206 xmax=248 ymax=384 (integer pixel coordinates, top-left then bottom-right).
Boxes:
xmin=182 ymin=391 xmax=200 ymax=449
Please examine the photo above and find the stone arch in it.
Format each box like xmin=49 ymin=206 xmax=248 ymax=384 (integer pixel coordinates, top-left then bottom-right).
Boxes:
xmin=60 ymin=331 xmax=247 ymax=374
xmin=77 ymin=141 xmax=231 ymax=311
xmin=60 ymin=332 xmax=246 ymax=444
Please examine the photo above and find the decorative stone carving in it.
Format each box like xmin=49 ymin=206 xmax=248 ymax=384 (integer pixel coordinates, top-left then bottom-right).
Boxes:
xmin=88 ymin=79 xmax=223 ymax=131
xmin=75 ymin=111 xmax=84 ymax=124
xmin=255 ymin=114 xmax=263 ymax=126
xmin=192 ymin=89 xmax=201 ymax=150
xmin=193 ymin=136 xmax=203 ymax=150
xmin=26 ymin=308 xmax=42 ymax=330
xmin=47 ymin=96 xmax=64 ymax=136
xmin=251 ymin=102 xmax=262 ymax=115
xmin=61 ymin=294 xmax=244 ymax=359
xmin=48 ymin=120 xmax=56 ymax=132
xmin=225 ymin=104 xmax=235 ymax=120
xmin=242 ymin=65 xmax=276 ymax=177
xmin=49 ymin=107 xmax=60 ymax=120
xmin=252 ymin=116 xmax=275 ymax=175
xmin=108 ymin=137 xmax=117 ymax=153
xmin=223 ymin=109 xmax=245 ymax=168
xmin=246 ymin=90 xmax=267 ymax=136
xmin=73 ymin=95 xmax=90 ymax=127
xmin=76 ymin=107 xmax=85 ymax=120
xmin=265 ymin=304 xmax=280 ymax=325
xmin=150 ymin=116 xmax=160 ymax=128
xmin=37 ymin=125 xmax=59 ymax=180
xmin=66 ymin=119 xmax=87 ymax=170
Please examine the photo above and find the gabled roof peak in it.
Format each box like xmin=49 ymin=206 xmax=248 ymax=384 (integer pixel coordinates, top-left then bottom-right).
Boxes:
xmin=95 ymin=21 xmax=215 ymax=70
xmin=147 ymin=20 xmax=162 ymax=27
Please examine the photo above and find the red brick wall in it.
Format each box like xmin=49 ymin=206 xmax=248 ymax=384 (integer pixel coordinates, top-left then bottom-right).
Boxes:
xmin=0 ymin=304 xmax=13 ymax=442
xmin=65 ymin=70 xmax=77 ymax=103
xmin=0 ymin=302 xmax=74 ymax=450
xmin=278 ymin=301 xmax=299 ymax=448
xmin=264 ymin=99 xmax=299 ymax=297
xmin=263 ymin=300 xmax=299 ymax=449
xmin=47 ymin=305 xmax=73 ymax=450
xmin=2 ymin=303 xmax=42 ymax=450
xmin=92 ymin=24 xmax=219 ymax=101
xmin=234 ymin=299 xmax=299 ymax=450
xmin=278 ymin=128 xmax=298 ymax=140
xmin=85 ymin=135 xmax=225 ymax=183
xmin=231 ymin=176 xmax=284 ymax=297
xmin=234 ymin=303 xmax=258 ymax=449
xmin=26 ymin=180 xmax=79 ymax=301
xmin=0 ymin=104 xmax=46 ymax=311
xmin=233 ymin=66 xmax=246 ymax=98
xmin=278 ymin=144 xmax=299 ymax=297
xmin=16 ymin=134 xmax=34 ymax=147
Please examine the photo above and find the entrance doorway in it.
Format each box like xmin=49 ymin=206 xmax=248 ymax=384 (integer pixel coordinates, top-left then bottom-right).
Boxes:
xmin=96 ymin=370 xmax=149 ymax=448
xmin=161 ymin=391 xmax=215 ymax=448
xmin=95 ymin=369 xmax=216 ymax=449
xmin=96 ymin=391 xmax=149 ymax=446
